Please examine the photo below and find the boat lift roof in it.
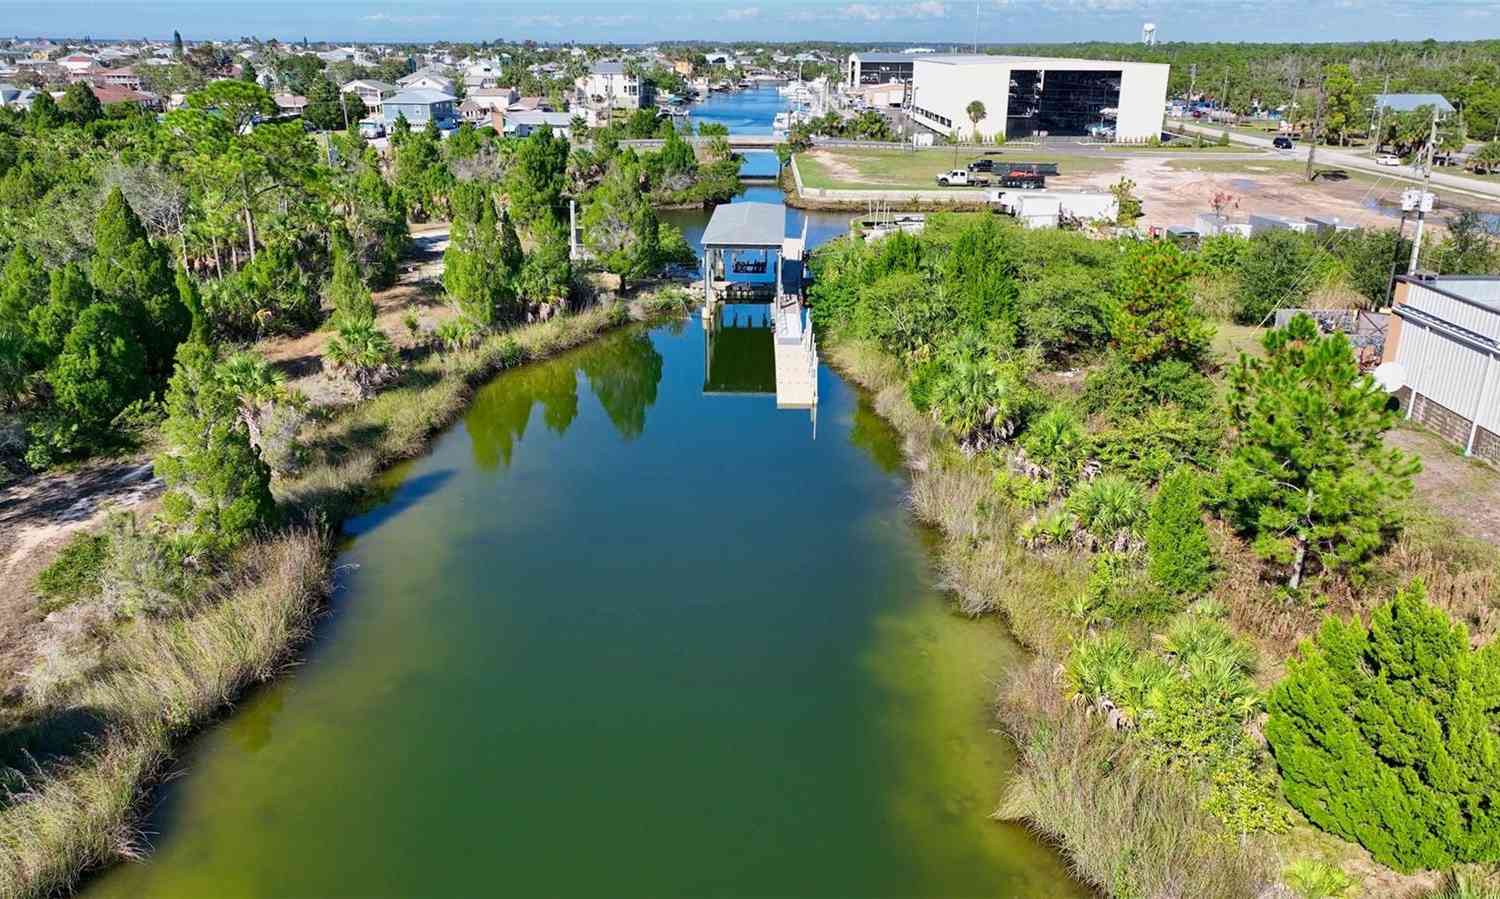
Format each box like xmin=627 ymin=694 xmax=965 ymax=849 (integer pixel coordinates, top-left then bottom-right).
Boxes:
xmin=701 ymin=202 xmax=786 ymax=249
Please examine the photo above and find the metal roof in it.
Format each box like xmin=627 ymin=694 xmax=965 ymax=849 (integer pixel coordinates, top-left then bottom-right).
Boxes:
xmin=701 ymin=202 xmax=786 ymax=249
xmin=850 ymin=52 xmax=914 ymax=64
xmin=591 ymin=60 xmax=627 ymax=75
xmin=387 ymin=88 xmax=456 ymax=105
xmin=1374 ymin=93 xmax=1455 ymax=114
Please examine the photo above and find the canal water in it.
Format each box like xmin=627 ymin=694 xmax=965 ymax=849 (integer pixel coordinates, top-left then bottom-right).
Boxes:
xmin=83 ymin=86 xmax=1085 ymax=897
xmin=84 ymin=332 xmax=1084 ymax=898
xmin=687 ymin=83 xmax=789 ymax=136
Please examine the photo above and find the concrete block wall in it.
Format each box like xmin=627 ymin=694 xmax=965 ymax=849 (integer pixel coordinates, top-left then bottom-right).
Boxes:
xmin=1397 ymin=386 xmax=1500 ymax=466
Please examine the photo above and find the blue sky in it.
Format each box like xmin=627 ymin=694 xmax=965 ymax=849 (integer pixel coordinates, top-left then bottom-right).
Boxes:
xmin=11 ymin=0 xmax=1500 ymax=44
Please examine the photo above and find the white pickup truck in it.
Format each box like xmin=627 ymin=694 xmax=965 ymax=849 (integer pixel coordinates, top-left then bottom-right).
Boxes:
xmin=935 ymin=169 xmax=989 ymax=187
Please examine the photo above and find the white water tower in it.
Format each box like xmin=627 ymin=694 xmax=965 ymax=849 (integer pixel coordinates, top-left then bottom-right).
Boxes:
xmin=1142 ymin=22 xmax=1157 ymax=46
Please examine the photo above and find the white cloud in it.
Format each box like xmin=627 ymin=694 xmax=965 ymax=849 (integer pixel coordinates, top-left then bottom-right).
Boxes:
xmin=719 ymin=6 xmax=763 ymax=21
xmin=361 ymin=12 xmax=444 ymax=25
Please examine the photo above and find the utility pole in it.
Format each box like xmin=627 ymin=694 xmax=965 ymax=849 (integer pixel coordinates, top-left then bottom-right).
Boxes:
xmin=1407 ymin=107 xmax=1441 ymax=274
xmin=1370 ymin=73 xmax=1390 ymax=157
xmin=1305 ymin=78 xmax=1325 ymax=181
xmin=1188 ymin=63 xmax=1197 ymax=103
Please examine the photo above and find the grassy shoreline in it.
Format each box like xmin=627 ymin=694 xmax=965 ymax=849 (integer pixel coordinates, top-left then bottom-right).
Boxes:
xmin=0 ymin=299 xmax=669 ymax=898
xmin=824 ymin=339 xmax=1277 ymax=898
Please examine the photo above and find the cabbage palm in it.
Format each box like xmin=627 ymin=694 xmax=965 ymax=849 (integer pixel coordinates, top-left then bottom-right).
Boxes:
xmin=325 ymin=319 xmax=396 ymax=399
xmin=216 ymin=350 xmax=301 ymax=450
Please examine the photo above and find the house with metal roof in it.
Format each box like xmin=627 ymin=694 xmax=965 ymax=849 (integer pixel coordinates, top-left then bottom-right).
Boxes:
xmin=383 ymin=88 xmax=458 ymax=129
xmin=1374 ymin=93 xmax=1455 ymax=115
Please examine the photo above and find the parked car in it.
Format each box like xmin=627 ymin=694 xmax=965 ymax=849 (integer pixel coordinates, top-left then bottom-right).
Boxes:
xmin=1087 ymin=123 xmax=1115 ymax=140
xmin=1272 ymin=136 xmax=1294 ymax=150
xmin=1376 ymin=153 xmax=1403 ymax=167
xmin=936 ymin=169 xmax=988 ymax=187
xmin=967 ymin=158 xmax=995 ymax=173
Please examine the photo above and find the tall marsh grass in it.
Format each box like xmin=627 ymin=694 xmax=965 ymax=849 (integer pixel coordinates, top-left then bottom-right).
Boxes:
xmin=0 ymin=302 xmax=650 ymax=898
xmin=829 ymin=337 xmax=1270 ymax=899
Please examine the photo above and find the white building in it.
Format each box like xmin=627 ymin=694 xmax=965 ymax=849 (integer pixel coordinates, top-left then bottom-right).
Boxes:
xmin=908 ymin=55 xmax=1169 ymax=143
xmin=575 ymin=60 xmax=646 ymax=110
xmin=1384 ymin=275 xmax=1500 ymax=462
xmin=341 ymin=78 xmax=398 ymax=116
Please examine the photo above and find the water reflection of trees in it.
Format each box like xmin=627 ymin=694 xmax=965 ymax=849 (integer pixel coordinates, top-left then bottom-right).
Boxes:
xmin=849 ymin=393 xmax=905 ymax=475
xmin=466 ymin=361 xmax=581 ymax=471
xmin=464 ymin=329 xmax=663 ymax=469
xmin=580 ymin=331 xmax=663 ymax=441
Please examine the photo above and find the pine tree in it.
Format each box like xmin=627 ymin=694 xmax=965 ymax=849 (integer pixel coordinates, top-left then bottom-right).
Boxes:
xmin=91 ymin=187 xmax=188 ymax=378
xmin=156 ymin=341 xmax=276 ymax=560
xmin=1145 ymin=466 xmax=1213 ymax=595
xmin=518 ymin=210 xmax=573 ymax=308
xmin=442 ymin=187 xmax=516 ymax=328
xmin=1267 ymin=579 xmax=1500 ymax=872
xmin=0 ymin=244 xmax=47 ymax=351
xmin=28 ymin=91 xmax=62 ymax=130
xmin=46 ymin=303 xmax=149 ymax=436
xmin=1220 ymin=314 xmax=1418 ymax=588
xmin=30 ymin=263 xmax=95 ymax=362
xmin=176 ymin=270 xmax=210 ymax=345
xmin=172 ymin=30 xmax=185 ymax=58
xmin=1110 ymin=240 xmax=1212 ymax=369
xmin=58 ymin=81 xmax=102 ymax=125
xmin=326 ymin=230 xmax=375 ymax=327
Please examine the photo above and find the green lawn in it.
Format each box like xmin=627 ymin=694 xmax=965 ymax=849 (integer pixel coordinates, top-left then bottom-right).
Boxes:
xmin=795 ymin=148 xmax=1122 ymax=191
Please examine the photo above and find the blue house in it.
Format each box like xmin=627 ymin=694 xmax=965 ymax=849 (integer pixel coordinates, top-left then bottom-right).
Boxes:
xmin=383 ymin=88 xmax=458 ymax=129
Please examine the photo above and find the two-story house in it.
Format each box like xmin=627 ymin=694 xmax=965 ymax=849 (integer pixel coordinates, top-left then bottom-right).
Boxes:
xmin=383 ymin=88 xmax=458 ymax=129
xmin=575 ymin=60 xmax=648 ymax=110
xmin=341 ymin=79 xmax=398 ymax=117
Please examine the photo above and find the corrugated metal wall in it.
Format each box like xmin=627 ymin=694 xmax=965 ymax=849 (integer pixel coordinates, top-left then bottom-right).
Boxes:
xmin=1396 ymin=283 xmax=1500 ymax=434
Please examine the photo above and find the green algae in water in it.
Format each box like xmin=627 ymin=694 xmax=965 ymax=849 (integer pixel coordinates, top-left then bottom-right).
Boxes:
xmin=85 ymin=319 xmax=1086 ymax=899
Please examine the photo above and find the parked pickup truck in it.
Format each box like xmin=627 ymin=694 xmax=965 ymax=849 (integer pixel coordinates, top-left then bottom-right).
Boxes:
xmin=936 ymin=169 xmax=989 ymax=186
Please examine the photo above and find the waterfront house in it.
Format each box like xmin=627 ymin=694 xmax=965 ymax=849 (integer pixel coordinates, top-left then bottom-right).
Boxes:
xmin=490 ymin=109 xmax=575 ymax=139
xmin=383 ymin=88 xmax=458 ymax=129
xmin=576 ymin=59 xmax=647 ymax=110
xmin=341 ymin=78 xmax=398 ymax=116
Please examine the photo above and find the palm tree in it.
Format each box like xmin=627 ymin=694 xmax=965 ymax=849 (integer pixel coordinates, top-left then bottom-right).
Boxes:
xmin=216 ymin=351 xmax=301 ymax=451
xmin=1472 ymin=140 xmax=1500 ymax=176
xmin=325 ymin=319 xmax=396 ymax=399
xmin=966 ymin=99 xmax=987 ymax=144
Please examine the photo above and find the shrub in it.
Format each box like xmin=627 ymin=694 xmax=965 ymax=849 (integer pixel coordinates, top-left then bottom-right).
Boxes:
xmin=200 ymin=244 xmax=320 ymax=340
xmin=1066 ymin=475 xmax=1147 ymax=545
xmin=1268 ymin=579 xmax=1500 ymax=872
xmin=34 ymin=532 xmax=109 ymax=610
xmin=1282 ymin=859 xmax=1354 ymax=899
xmin=1081 ymin=551 xmax=1177 ymax=624
xmin=1021 ymin=405 xmax=1086 ymax=482
xmin=1145 ymin=467 xmax=1213 ymax=595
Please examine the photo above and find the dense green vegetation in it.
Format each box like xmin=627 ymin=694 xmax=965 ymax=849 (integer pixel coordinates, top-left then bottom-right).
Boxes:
xmin=809 ymin=211 xmax=1500 ymax=894
xmin=1269 ymin=579 xmax=1500 ymax=873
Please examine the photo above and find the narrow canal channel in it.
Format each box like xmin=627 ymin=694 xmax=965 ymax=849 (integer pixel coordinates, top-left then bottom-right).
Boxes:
xmin=84 ymin=88 xmax=1086 ymax=897
xmin=86 ymin=311 xmax=1085 ymax=898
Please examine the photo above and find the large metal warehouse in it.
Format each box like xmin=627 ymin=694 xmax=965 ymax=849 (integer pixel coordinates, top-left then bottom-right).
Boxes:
xmin=908 ymin=55 xmax=1169 ymax=143
xmin=1384 ymin=275 xmax=1500 ymax=462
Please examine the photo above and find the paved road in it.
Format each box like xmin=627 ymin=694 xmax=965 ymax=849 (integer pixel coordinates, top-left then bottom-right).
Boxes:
xmin=1175 ymin=120 xmax=1500 ymax=202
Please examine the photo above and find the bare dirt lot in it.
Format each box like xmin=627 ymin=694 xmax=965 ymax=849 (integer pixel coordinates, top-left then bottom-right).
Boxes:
xmin=257 ymin=224 xmax=456 ymax=407
xmin=1388 ymin=426 xmax=1500 ymax=546
xmin=1069 ymin=156 xmax=1500 ymax=233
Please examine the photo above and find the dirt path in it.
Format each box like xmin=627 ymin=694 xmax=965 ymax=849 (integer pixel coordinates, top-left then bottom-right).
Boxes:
xmin=0 ymin=458 xmax=163 ymax=683
xmin=258 ymin=224 xmax=455 ymax=407
xmin=1388 ymin=426 xmax=1500 ymax=546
